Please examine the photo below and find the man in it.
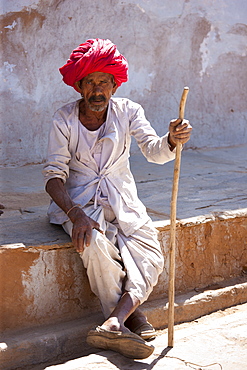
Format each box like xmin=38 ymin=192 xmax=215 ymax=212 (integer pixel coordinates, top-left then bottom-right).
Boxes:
xmin=43 ymin=38 xmax=192 ymax=359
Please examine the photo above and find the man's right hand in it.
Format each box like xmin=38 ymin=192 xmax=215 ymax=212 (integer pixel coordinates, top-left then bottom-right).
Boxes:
xmin=69 ymin=207 xmax=102 ymax=252
xmin=45 ymin=178 xmax=103 ymax=253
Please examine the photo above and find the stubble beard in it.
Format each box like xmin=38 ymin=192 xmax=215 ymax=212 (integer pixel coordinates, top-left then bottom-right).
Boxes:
xmin=88 ymin=103 xmax=108 ymax=112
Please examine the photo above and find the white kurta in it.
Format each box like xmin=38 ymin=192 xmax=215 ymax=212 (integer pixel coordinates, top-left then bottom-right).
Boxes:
xmin=43 ymin=97 xmax=175 ymax=236
xmin=43 ymin=97 xmax=176 ymax=317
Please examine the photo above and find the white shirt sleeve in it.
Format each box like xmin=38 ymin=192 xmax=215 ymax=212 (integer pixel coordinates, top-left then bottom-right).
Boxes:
xmin=128 ymin=103 xmax=176 ymax=164
xmin=43 ymin=111 xmax=71 ymax=185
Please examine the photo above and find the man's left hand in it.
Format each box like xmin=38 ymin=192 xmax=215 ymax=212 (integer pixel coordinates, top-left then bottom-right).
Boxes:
xmin=168 ymin=119 xmax=192 ymax=150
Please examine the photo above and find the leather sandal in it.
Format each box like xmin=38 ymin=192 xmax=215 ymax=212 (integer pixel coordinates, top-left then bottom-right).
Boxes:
xmin=86 ymin=326 xmax=154 ymax=359
xmin=132 ymin=322 xmax=156 ymax=340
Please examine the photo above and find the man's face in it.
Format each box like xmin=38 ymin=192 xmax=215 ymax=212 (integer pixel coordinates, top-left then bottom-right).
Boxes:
xmin=78 ymin=72 xmax=118 ymax=112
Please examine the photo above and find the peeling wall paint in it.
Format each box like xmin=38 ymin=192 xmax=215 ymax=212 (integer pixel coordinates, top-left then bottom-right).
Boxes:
xmin=1 ymin=0 xmax=247 ymax=166
xmin=21 ymin=251 xmax=60 ymax=319
xmin=20 ymin=248 xmax=99 ymax=324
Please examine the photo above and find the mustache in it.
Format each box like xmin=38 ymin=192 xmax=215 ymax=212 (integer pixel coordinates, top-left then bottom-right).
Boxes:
xmin=89 ymin=95 xmax=106 ymax=103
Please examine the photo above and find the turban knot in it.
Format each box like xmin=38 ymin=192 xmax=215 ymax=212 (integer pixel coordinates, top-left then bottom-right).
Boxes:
xmin=59 ymin=38 xmax=128 ymax=92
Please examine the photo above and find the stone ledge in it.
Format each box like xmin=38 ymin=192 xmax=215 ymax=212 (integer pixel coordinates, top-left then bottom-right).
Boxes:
xmin=153 ymin=207 xmax=247 ymax=231
xmin=0 ymin=209 xmax=246 ymax=334
xmin=145 ymin=276 xmax=247 ymax=329
xmin=1 ymin=277 xmax=246 ymax=370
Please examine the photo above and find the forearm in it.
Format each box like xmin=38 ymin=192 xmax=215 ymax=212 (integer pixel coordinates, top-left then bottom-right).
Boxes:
xmin=45 ymin=177 xmax=97 ymax=226
xmin=45 ymin=178 xmax=77 ymax=216
xmin=46 ymin=178 xmax=102 ymax=251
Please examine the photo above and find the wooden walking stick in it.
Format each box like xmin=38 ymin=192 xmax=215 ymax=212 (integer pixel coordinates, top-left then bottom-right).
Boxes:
xmin=168 ymin=87 xmax=189 ymax=347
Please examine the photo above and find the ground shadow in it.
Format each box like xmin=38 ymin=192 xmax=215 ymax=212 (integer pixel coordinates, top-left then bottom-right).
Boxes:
xmin=98 ymin=345 xmax=173 ymax=370
xmin=28 ymin=345 xmax=172 ymax=370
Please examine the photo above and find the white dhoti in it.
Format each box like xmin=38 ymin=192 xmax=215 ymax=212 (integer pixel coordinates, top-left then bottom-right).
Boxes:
xmin=63 ymin=204 xmax=164 ymax=318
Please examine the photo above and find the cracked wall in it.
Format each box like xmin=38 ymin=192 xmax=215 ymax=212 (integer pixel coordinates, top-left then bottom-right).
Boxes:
xmin=0 ymin=243 xmax=100 ymax=333
xmin=1 ymin=0 xmax=247 ymax=166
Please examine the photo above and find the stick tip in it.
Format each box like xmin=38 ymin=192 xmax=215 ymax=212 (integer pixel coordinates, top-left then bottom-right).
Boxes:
xmin=184 ymin=86 xmax=189 ymax=90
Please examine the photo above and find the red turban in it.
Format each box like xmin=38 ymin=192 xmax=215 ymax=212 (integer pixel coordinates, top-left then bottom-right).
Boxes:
xmin=59 ymin=38 xmax=128 ymax=92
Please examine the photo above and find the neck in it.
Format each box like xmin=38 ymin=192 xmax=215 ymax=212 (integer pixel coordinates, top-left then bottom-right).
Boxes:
xmin=79 ymin=100 xmax=107 ymax=130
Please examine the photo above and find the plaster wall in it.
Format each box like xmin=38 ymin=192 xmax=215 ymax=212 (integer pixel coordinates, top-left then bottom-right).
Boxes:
xmin=1 ymin=0 xmax=247 ymax=166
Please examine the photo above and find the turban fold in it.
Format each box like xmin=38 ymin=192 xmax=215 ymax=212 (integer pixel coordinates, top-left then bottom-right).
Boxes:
xmin=59 ymin=38 xmax=128 ymax=92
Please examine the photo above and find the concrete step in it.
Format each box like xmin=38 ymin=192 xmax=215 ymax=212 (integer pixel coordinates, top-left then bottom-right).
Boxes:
xmin=1 ymin=277 xmax=247 ymax=370
xmin=39 ymin=303 xmax=247 ymax=370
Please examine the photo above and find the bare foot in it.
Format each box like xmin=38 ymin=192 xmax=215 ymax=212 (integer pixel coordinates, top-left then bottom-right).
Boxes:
xmin=100 ymin=292 xmax=140 ymax=335
xmin=100 ymin=317 xmax=131 ymax=334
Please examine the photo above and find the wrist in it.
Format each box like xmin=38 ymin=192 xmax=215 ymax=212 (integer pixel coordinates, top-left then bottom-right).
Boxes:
xmin=168 ymin=134 xmax=176 ymax=151
xmin=66 ymin=204 xmax=82 ymax=216
xmin=66 ymin=204 xmax=84 ymax=222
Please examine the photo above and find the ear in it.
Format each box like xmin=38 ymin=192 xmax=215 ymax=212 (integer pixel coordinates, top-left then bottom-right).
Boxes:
xmin=75 ymin=80 xmax=83 ymax=93
xmin=112 ymin=81 xmax=118 ymax=95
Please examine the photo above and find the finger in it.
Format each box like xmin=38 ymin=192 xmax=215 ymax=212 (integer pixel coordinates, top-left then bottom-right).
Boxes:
xmin=175 ymin=134 xmax=192 ymax=144
xmin=175 ymin=134 xmax=190 ymax=142
xmin=175 ymin=127 xmax=192 ymax=135
xmin=72 ymin=227 xmax=85 ymax=253
xmin=85 ymin=228 xmax=93 ymax=247
xmin=175 ymin=120 xmax=190 ymax=131
xmin=76 ymin=232 xmax=85 ymax=252
xmin=170 ymin=118 xmax=182 ymax=127
xmin=72 ymin=232 xmax=80 ymax=252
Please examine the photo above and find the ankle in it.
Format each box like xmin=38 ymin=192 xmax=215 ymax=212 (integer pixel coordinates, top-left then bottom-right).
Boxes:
xmin=125 ymin=310 xmax=148 ymax=331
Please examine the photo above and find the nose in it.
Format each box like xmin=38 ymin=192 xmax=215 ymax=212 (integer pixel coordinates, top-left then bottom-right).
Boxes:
xmin=92 ymin=83 xmax=103 ymax=94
